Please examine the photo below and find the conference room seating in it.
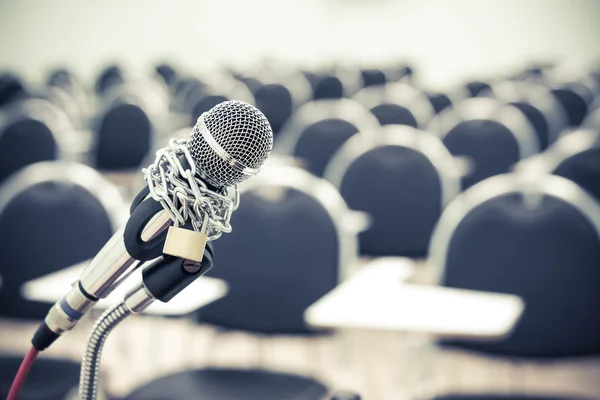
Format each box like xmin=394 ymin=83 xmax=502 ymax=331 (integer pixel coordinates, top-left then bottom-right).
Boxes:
xmin=517 ymin=129 xmax=600 ymax=203
xmin=353 ymin=82 xmax=435 ymax=128
xmin=0 ymin=98 xmax=78 ymax=183
xmin=94 ymin=64 xmax=125 ymax=96
xmin=186 ymin=72 xmax=255 ymax=126
xmin=250 ymin=71 xmax=312 ymax=137
xmin=124 ymin=164 xmax=364 ymax=400
xmin=427 ymin=172 xmax=600 ymax=399
xmin=303 ymin=70 xmax=345 ymax=100
xmin=0 ymin=73 xmax=28 ymax=108
xmin=483 ymin=81 xmax=568 ymax=150
xmin=0 ymin=161 xmax=125 ymax=400
xmin=550 ymin=81 xmax=595 ymax=128
xmin=359 ymin=68 xmax=388 ymax=88
xmin=427 ymin=97 xmax=539 ymax=188
xmin=424 ymin=91 xmax=454 ymax=115
xmin=325 ymin=125 xmax=461 ymax=257
xmin=92 ymin=81 xmax=166 ymax=171
xmin=276 ymin=98 xmax=380 ymax=177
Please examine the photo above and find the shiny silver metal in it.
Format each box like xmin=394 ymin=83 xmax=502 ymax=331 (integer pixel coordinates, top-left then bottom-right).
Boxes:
xmin=428 ymin=172 xmax=600 ymax=284
xmin=187 ymin=100 xmax=273 ymax=187
xmin=123 ymin=283 xmax=155 ymax=314
xmin=196 ymin=114 xmax=260 ymax=176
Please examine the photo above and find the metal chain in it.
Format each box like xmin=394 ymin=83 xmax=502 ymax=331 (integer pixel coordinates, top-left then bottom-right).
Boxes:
xmin=142 ymin=138 xmax=239 ymax=240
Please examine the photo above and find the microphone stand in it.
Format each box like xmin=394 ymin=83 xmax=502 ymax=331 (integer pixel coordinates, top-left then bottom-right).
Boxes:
xmin=79 ymin=245 xmax=214 ymax=400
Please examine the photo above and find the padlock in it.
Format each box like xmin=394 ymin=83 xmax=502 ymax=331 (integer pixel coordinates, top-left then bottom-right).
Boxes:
xmin=162 ymin=226 xmax=208 ymax=262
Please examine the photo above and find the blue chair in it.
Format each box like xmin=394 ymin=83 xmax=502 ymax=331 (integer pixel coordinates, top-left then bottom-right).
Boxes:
xmin=424 ymin=91 xmax=454 ymax=115
xmin=484 ymin=81 xmax=568 ymax=150
xmin=186 ymin=73 xmax=255 ymax=126
xmin=277 ymin=99 xmax=380 ymax=177
xmin=550 ymin=82 xmax=595 ymax=127
xmin=518 ymin=129 xmax=600 ymax=203
xmin=353 ymin=82 xmax=434 ymax=129
xmin=124 ymin=165 xmax=364 ymax=400
xmin=251 ymin=72 xmax=312 ymax=137
xmin=427 ymin=172 xmax=600 ymax=399
xmin=93 ymin=82 xmax=169 ymax=172
xmin=0 ymin=72 xmax=27 ymax=108
xmin=427 ymin=98 xmax=539 ymax=188
xmin=325 ymin=125 xmax=461 ymax=257
xmin=359 ymin=69 xmax=388 ymax=88
xmin=0 ymin=161 xmax=124 ymax=399
xmin=0 ymin=99 xmax=76 ymax=184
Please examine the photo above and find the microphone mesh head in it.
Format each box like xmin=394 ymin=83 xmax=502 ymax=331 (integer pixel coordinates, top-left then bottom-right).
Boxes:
xmin=188 ymin=100 xmax=273 ymax=187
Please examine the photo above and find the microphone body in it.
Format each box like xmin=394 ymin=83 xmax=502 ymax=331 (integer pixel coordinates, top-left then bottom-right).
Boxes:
xmin=33 ymin=100 xmax=273 ymax=351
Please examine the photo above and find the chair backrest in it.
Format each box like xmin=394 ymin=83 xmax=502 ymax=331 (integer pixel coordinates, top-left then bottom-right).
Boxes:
xmin=186 ymin=72 xmax=255 ymax=126
xmin=0 ymin=161 xmax=125 ymax=319
xmin=484 ymin=81 xmax=568 ymax=150
xmin=522 ymin=129 xmax=600 ymax=202
xmin=252 ymin=72 xmax=312 ymax=136
xmin=196 ymin=165 xmax=362 ymax=334
xmin=429 ymin=173 xmax=600 ymax=357
xmin=353 ymin=82 xmax=434 ymax=129
xmin=550 ymin=82 xmax=595 ymax=127
xmin=0 ymin=99 xmax=75 ymax=183
xmin=0 ymin=73 xmax=27 ymax=107
xmin=325 ymin=125 xmax=461 ymax=257
xmin=93 ymin=98 xmax=156 ymax=170
xmin=424 ymin=91 xmax=453 ymax=115
xmin=428 ymin=98 xmax=539 ymax=188
xmin=277 ymin=99 xmax=380 ymax=177
xmin=582 ymin=104 xmax=600 ymax=130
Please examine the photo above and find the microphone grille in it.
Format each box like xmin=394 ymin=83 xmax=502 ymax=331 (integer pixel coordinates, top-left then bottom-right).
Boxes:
xmin=188 ymin=100 xmax=273 ymax=187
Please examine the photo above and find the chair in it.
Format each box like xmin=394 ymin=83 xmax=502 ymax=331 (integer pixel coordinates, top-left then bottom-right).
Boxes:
xmin=359 ymin=68 xmax=388 ymax=88
xmin=550 ymin=82 xmax=595 ymax=127
xmin=277 ymin=99 xmax=380 ymax=177
xmin=251 ymin=71 xmax=312 ymax=137
xmin=186 ymin=72 xmax=255 ymax=126
xmin=124 ymin=165 xmax=365 ymax=400
xmin=92 ymin=82 xmax=168 ymax=172
xmin=0 ymin=161 xmax=125 ymax=400
xmin=483 ymin=81 xmax=568 ymax=150
xmin=0 ymin=99 xmax=77 ymax=183
xmin=353 ymin=82 xmax=434 ymax=129
xmin=427 ymin=98 xmax=539 ymax=188
xmin=517 ymin=129 xmax=600 ymax=202
xmin=325 ymin=125 xmax=461 ymax=257
xmin=0 ymin=72 xmax=27 ymax=108
xmin=424 ymin=91 xmax=454 ymax=115
xmin=94 ymin=64 xmax=125 ymax=95
xmin=303 ymin=70 xmax=346 ymax=100
xmin=427 ymin=172 xmax=600 ymax=399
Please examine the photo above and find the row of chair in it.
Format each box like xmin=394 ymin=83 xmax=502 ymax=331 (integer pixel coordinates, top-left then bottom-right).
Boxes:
xmin=1 ymin=155 xmax=599 ymax=399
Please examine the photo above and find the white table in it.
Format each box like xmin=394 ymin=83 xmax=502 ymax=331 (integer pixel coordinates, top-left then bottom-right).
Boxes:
xmin=21 ymin=260 xmax=228 ymax=316
xmin=305 ymin=258 xmax=524 ymax=339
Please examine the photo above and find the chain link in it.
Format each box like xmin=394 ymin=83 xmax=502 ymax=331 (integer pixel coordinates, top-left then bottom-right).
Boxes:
xmin=142 ymin=138 xmax=238 ymax=240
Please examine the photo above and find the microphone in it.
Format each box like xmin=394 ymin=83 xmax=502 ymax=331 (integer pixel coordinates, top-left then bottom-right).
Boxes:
xmin=32 ymin=100 xmax=273 ymax=351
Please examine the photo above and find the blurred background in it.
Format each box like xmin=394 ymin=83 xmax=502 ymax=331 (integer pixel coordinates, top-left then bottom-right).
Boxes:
xmin=0 ymin=0 xmax=600 ymax=399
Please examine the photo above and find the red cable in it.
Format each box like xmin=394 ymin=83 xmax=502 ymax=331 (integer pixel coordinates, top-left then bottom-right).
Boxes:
xmin=7 ymin=346 xmax=39 ymax=400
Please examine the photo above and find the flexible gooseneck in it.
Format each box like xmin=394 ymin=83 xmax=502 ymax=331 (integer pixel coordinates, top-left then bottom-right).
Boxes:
xmin=79 ymin=247 xmax=214 ymax=400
